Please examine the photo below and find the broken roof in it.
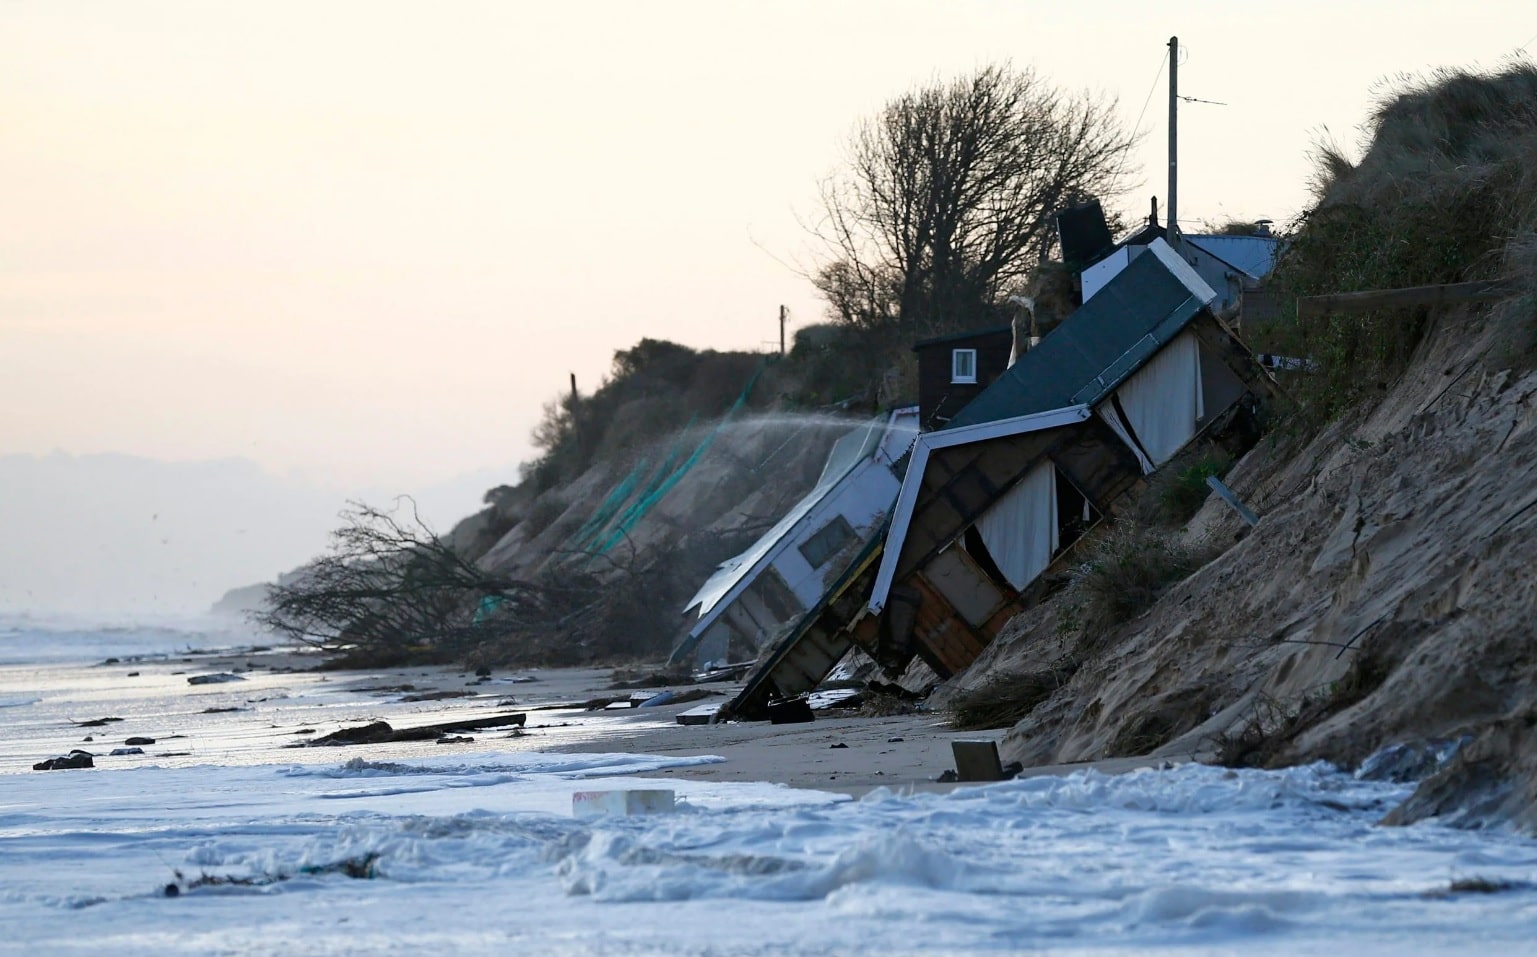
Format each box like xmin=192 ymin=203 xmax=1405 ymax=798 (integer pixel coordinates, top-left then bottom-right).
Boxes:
xmin=677 ymin=408 xmax=917 ymax=639
xmin=944 ymin=239 xmax=1218 ymax=429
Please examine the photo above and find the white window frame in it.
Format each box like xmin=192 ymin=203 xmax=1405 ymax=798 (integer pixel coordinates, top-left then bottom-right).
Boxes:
xmin=951 ymin=348 xmax=978 ymax=384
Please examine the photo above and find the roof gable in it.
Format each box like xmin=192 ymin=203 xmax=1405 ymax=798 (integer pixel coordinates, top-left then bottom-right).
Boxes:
xmin=944 ymin=238 xmax=1216 ymax=429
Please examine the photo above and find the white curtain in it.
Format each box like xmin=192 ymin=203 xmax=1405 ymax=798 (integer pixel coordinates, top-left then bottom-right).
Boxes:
xmin=1108 ymin=331 xmax=1204 ymax=469
xmin=975 ymin=462 xmax=1058 ymax=591
xmin=1096 ymin=404 xmax=1156 ymax=475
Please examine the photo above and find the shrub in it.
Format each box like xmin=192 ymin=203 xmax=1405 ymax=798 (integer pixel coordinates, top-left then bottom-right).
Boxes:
xmin=948 ymin=662 xmax=1078 ymax=730
xmin=1255 ymin=63 xmax=1537 ymax=432
xmin=1143 ymin=450 xmax=1232 ymax=526
xmin=1072 ymin=523 xmax=1216 ymax=647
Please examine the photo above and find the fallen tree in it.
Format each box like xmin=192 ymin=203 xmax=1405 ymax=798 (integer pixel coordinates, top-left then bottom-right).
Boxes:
xmin=254 ymin=500 xmax=606 ymax=667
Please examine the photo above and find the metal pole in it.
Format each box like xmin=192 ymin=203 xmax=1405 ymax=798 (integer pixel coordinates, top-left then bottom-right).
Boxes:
xmin=1167 ymin=36 xmax=1178 ymax=235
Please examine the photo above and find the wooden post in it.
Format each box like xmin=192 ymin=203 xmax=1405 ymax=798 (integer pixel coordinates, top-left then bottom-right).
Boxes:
xmin=779 ymin=304 xmax=787 ymax=356
xmin=1167 ymin=36 xmax=1178 ymax=235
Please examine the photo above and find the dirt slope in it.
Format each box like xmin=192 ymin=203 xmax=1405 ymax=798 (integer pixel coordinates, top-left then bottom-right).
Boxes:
xmin=947 ymin=303 xmax=1537 ymax=828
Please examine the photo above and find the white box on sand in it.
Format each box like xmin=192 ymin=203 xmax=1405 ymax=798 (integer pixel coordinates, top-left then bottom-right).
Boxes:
xmin=572 ymin=789 xmax=676 ymax=819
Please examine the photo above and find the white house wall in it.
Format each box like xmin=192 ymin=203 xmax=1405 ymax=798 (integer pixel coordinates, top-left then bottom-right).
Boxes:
xmin=766 ymin=458 xmax=904 ymax=609
xmin=1081 ymin=247 xmax=1146 ymax=302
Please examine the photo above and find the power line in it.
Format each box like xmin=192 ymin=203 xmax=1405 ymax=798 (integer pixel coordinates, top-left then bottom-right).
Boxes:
xmin=1130 ymin=49 xmax=1168 ymax=140
xmin=1178 ymin=95 xmax=1227 ymax=107
xmin=1113 ymin=48 xmax=1168 ymax=187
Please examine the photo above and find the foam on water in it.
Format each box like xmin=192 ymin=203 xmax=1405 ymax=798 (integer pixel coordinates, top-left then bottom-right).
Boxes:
xmin=2 ymin=623 xmax=1537 ymax=955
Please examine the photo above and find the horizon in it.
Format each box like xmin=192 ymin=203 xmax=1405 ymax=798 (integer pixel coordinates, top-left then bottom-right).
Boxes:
xmin=3 ymin=2 xmax=1535 ymax=613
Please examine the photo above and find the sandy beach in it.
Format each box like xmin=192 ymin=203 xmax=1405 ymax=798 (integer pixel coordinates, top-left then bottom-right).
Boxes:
xmin=0 ymin=635 xmax=1183 ymax=791
xmin=6 ymin=622 xmax=1537 ymax=956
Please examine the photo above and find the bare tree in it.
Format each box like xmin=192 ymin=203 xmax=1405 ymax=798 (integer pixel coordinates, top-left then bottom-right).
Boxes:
xmin=252 ymin=498 xmax=749 ymax=668
xmin=816 ymin=64 xmax=1137 ymax=336
xmin=254 ymin=500 xmax=595 ymax=665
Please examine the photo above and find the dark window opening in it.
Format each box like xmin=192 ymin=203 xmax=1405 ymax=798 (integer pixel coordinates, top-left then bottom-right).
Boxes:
xmin=1054 ymin=470 xmax=1099 ymax=556
xmin=962 ymin=525 xmax=1011 ymax=591
xmin=799 ymin=515 xmax=856 ymax=569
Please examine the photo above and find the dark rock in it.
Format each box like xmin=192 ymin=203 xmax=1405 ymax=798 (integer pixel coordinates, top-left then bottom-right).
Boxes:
xmin=307 ymin=721 xmax=395 ymax=746
xmin=202 ymin=706 xmax=243 ymax=714
xmin=935 ymin=769 xmax=959 ymax=783
xmin=124 ymin=736 xmax=156 ymax=746
xmin=436 ymin=735 xmax=474 ymax=744
xmin=82 ymin=736 xmax=93 ymax=742
xmin=188 ymin=673 xmax=245 ymax=685
xmin=293 ymin=728 xmax=315 ymax=734
xmin=1357 ymin=738 xmax=1466 ymax=783
xmin=887 ymin=737 xmax=905 ymax=743
xmin=127 ymin=672 xmax=140 ymax=677
xmin=474 ymin=666 xmax=492 ymax=677
xmin=103 ymin=658 xmax=120 ymax=665
xmin=829 ymin=742 xmax=849 ymax=749
xmin=34 ymin=750 xmax=95 ymax=771
xmin=163 ymin=883 xmax=180 ymax=898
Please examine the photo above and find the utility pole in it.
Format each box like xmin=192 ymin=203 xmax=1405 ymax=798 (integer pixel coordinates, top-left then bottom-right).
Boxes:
xmin=778 ymin=304 xmax=787 ymax=357
xmin=569 ymin=372 xmax=578 ymax=404
xmin=1167 ymin=35 xmax=1179 ymax=236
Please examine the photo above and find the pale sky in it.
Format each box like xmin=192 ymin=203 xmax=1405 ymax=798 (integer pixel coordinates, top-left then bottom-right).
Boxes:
xmin=4 ymin=0 xmax=1535 ymax=493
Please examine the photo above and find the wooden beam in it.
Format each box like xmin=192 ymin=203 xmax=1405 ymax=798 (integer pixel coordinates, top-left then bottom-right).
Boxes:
xmin=1296 ymin=278 xmax=1520 ymax=321
xmin=1186 ymin=312 xmax=1283 ymax=404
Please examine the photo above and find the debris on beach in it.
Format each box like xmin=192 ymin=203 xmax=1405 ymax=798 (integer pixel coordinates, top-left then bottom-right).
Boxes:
xmin=163 ymin=853 xmax=381 ymax=897
xmin=607 ymin=667 xmax=693 ymax=690
xmin=300 ymin=711 xmax=526 ymax=746
xmin=399 ymin=690 xmax=475 ymax=702
xmin=33 ymin=750 xmax=95 ymax=771
xmin=72 ymin=717 xmax=124 ymax=727
xmin=187 ymin=673 xmax=245 ymax=685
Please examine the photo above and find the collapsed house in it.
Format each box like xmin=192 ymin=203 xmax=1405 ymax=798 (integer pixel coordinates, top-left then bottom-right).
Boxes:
xmin=724 ymin=237 xmax=1279 ymax=718
xmin=669 ymin=407 xmax=918 ymax=668
xmin=1061 ymin=201 xmax=1284 ymax=328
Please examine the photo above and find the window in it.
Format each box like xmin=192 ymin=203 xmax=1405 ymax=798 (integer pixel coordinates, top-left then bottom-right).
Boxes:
xmin=951 ymin=348 xmax=977 ymax=384
xmin=798 ymin=515 xmax=856 ymax=569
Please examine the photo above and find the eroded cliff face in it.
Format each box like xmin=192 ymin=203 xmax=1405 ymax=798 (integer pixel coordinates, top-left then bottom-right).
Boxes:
xmin=953 ymin=305 xmax=1537 ymax=827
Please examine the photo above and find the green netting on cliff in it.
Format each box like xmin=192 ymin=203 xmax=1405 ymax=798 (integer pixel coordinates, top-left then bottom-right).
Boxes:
xmin=572 ymin=363 xmax=766 ymax=560
xmin=564 ymin=453 xmax=653 ymax=552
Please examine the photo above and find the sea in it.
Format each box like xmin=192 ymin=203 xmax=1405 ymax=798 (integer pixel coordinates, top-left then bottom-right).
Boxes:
xmin=2 ymin=614 xmax=1536 ymax=956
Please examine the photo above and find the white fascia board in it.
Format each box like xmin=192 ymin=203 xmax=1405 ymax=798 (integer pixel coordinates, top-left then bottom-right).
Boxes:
xmin=867 ymin=404 xmax=1091 ymax=614
xmin=1149 ymin=237 xmax=1220 ymax=307
xmin=688 ymin=460 xmax=874 ymax=640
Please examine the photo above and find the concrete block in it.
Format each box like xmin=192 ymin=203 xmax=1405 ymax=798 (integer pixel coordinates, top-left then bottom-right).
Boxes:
xmin=676 ymin=704 xmax=720 ymax=725
xmin=572 ymin=789 xmax=676 ymax=819
xmin=952 ymin=739 xmax=1006 ymax=782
